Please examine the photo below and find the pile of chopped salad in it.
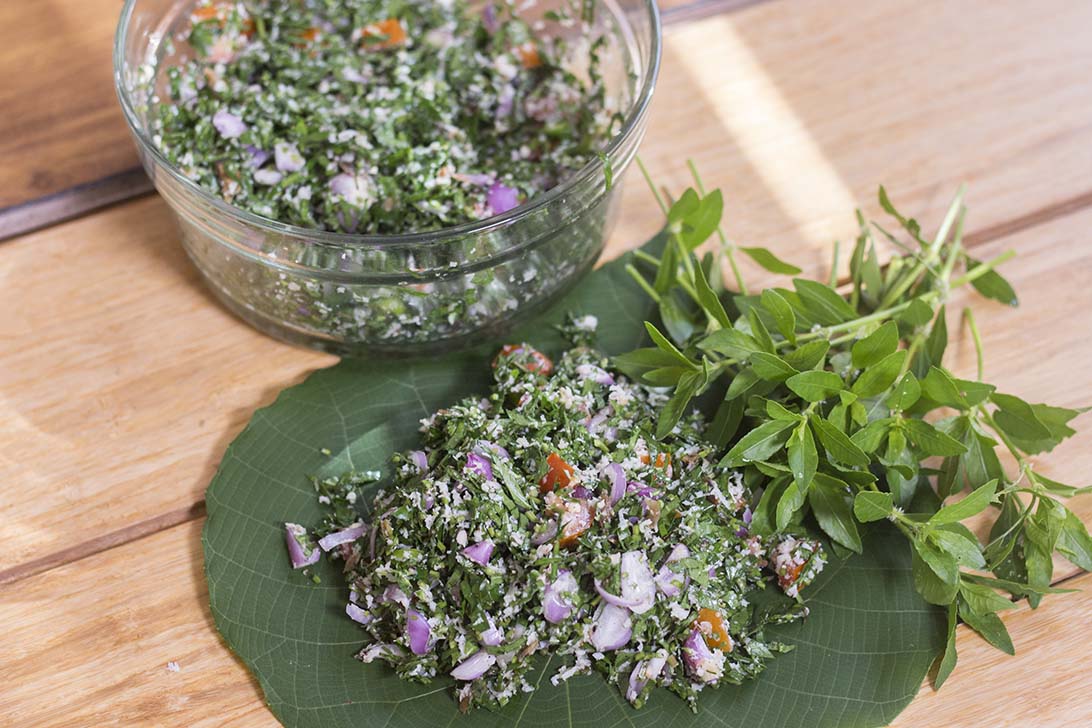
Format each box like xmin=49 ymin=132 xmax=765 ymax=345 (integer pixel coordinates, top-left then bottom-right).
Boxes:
xmin=153 ymin=0 xmax=616 ymax=234
xmin=285 ymin=325 xmax=825 ymax=711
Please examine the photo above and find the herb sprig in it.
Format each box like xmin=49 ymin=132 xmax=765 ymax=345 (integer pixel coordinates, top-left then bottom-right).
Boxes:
xmin=616 ymin=168 xmax=1090 ymax=686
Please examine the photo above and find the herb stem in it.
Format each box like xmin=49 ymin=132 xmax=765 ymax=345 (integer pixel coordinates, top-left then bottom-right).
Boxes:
xmin=637 ymin=157 xmax=669 ymax=216
xmin=962 ymin=307 xmax=985 ymax=381
xmin=625 ymin=264 xmax=662 ymax=303
xmin=829 ymin=239 xmax=841 ymax=288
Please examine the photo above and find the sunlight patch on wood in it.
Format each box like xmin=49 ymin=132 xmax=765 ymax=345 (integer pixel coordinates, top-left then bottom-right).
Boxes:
xmin=672 ymin=16 xmax=857 ymax=245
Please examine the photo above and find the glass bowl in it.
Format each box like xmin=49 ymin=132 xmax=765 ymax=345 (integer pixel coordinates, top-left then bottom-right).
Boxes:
xmin=114 ymin=0 xmax=661 ymax=355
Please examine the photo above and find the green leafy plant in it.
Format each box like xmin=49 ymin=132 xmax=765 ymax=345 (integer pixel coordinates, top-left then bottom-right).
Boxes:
xmin=204 ymin=234 xmax=944 ymax=728
xmin=618 ymin=168 xmax=1089 ymax=685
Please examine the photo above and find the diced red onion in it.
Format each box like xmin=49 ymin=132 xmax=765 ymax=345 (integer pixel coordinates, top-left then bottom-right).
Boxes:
xmin=608 ymin=463 xmax=626 ymax=505
xmin=382 ymin=584 xmax=409 ymax=607
xmin=328 ymin=172 xmax=372 ymax=209
xmin=245 ymin=145 xmax=270 ymax=168
xmin=736 ymin=526 xmax=749 ymax=538
xmin=543 ymin=570 xmax=578 ymax=624
xmin=619 ymin=551 xmax=657 ymax=614
xmin=480 ymin=615 xmax=504 ymax=646
xmin=409 ymin=450 xmax=428 ymax=473
xmin=531 ymin=519 xmax=558 ymax=545
xmin=451 ymin=650 xmax=497 ymax=681
xmin=357 ymin=643 xmax=404 ymax=663
xmin=318 ymin=523 xmax=366 ymax=551
xmin=587 ymin=407 xmax=611 ymax=433
xmin=627 ymin=482 xmax=656 ymax=498
xmin=666 ymin=544 xmax=690 ymax=563
xmin=656 ymin=544 xmax=691 ymax=597
xmin=329 ymin=173 xmax=356 ymax=196
xmin=284 ymin=523 xmax=320 ymax=569
xmin=572 ymin=485 xmax=592 ymax=499
xmin=253 ymin=169 xmax=283 ymax=186
xmin=346 ymin=603 xmax=372 ymax=625
xmin=577 ymin=364 xmax=615 ymax=386
xmin=590 ymin=604 xmax=632 ymax=651
xmin=743 ymin=506 xmax=753 ymax=524
xmin=465 ymin=452 xmax=493 ymax=481
xmin=683 ymin=629 xmax=719 ymax=682
xmin=274 ymin=141 xmax=305 ymax=172
xmin=474 ymin=441 xmax=510 ymax=461
xmin=406 ymin=608 xmax=431 ymax=655
xmin=463 ymin=540 xmax=495 ymax=565
xmin=496 ymin=85 xmax=515 ymax=119
xmin=625 ymin=655 xmax=667 ymax=703
xmin=482 ymin=3 xmax=499 ymax=33
xmin=213 ymin=110 xmax=247 ymax=139
xmin=655 ymin=565 xmax=687 ymax=597
xmin=594 ymin=579 xmax=642 ymax=610
xmin=487 ymin=182 xmax=520 ymax=215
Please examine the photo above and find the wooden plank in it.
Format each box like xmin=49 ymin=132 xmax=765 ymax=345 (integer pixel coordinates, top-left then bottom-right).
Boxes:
xmin=0 ymin=0 xmax=737 ymax=239
xmin=894 ymin=571 xmax=1092 ymax=727
xmin=0 ymin=0 xmax=142 ymax=211
xmin=2 ymin=516 xmax=1089 ymax=726
xmin=610 ymin=0 xmax=1092 ymax=272
xmin=0 ymin=196 xmax=335 ymax=578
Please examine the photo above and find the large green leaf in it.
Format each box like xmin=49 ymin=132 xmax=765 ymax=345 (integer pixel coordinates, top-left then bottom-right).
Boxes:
xmin=204 ymin=241 xmax=945 ymax=728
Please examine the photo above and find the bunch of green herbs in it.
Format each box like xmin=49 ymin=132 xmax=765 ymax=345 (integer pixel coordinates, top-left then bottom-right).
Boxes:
xmin=617 ymin=165 xmax=1090 ymax=686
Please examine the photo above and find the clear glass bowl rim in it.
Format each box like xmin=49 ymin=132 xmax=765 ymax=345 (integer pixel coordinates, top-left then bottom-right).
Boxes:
xmin=113 ymin=0 xmax=663 ymax=249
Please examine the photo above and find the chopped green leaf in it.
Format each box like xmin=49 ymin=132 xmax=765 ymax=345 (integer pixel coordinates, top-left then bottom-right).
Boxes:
xmin=740 ymin=247 xmax=803 ymax=275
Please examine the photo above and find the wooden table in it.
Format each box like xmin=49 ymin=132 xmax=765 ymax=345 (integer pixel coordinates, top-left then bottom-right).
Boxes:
xmin=2 ymin=0 xmax=1090 ymax=725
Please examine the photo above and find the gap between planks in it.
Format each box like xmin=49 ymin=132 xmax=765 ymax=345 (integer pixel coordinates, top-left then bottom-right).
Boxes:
xmin=0 ymin=0 xmax=768 ymax=242
xmin=2 ymin=193 xmax=1090 ymax=586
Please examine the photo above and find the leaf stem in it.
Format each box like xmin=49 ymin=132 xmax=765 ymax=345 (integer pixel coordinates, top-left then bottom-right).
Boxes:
xmin=625 ymin=264 xmax=662 ymax=303
xmin=637 ymin=157 xmax=668 ymax=216
xmin=962 ymin=307 xmax=985 ymax=381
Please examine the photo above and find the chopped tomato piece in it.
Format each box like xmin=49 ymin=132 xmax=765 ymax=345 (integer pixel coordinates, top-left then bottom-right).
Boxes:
xmin=241 ymin=18 xmax=256 ymax=38
xmin=539 ymin=452 xmax=574 ymax=493
xmin=361 ymin=18 xmax=407 ymax=50
xmin=516 ymin=42 xmax=541 ymax=69
xmin=693 ymin=608 xmax=733 ymax=652
xmin=493 ymin=343 xmax=554 ymax=376
xmin=654 ymin=452 xmax=671 ymax=468
xmin=559 ymin=501 xmax=592 ymax=548
xmin=290 ymin=26 xmax=322 ymax=48
xmin=192 ymin=4 xmax=222 ymax=22
xmin=777 ymin=561 xmax=805 ymax=591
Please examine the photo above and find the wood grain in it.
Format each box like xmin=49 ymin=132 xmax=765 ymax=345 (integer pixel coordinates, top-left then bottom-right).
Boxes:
xmin=0 ymin=0 xmax=750 ymax=239
xmin=612 ymin=0 xmax=1092 ymax=275
xmin=0 ymin=196 xmax=335 ymax=577
xmin=4 ymin=0 xmax=1092 ymax=578
xmin=2 ymin=516 xmax=1089 ymax=726
xmin=893 ymin=570 xmax=1092 ymax=727
xmin=0 ymin=0 xmax=141 ymax=211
